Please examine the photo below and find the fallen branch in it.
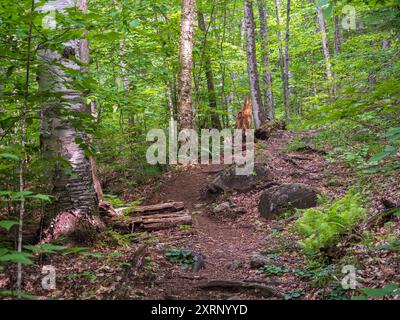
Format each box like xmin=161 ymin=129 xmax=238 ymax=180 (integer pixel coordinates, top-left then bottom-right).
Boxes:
xmin=128 ymin=244 xmax=149 ymax=278
xmin=197 ymin=280 xmax=282 ymax=298
xmin=112 ymin=244 xmax=149 ymax=299
xmin=110 ymin=210 xmax=192 ymax=232
xmin=119 ymin=202 xmax=185 ymax=216
xmin=289 ymin=155 xmax=314 ymax=161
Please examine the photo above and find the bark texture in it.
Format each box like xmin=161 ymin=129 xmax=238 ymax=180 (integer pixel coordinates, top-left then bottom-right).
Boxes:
xmin=274 ymin=0 xmax=290 ymax=120
xmin=283 ymin=0 xmax=291 ymax=117
xmin=244 ymin=0 xmax=265 ymax=129
xmin=178 ymin=0 xmax=196 ymax=130
xmin=317 ymin=8 xmax=333 ymax=82
xmin=258 ymin=1 xmax=275 ymax=121
xmin=333 ymin=14 xmax=341 ymax=55
xmin=38 ymin=0 xmax=102 ymax=234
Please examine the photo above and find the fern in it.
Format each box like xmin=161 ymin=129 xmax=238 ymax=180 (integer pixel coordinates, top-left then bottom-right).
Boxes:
xmin=296 ymin=192 xmax=367 ymax=256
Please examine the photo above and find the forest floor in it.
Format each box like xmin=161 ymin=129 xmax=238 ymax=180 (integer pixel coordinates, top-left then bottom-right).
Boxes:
xmin=2 ymin=129 xmax=399 ymax=300
xmin=108 ymin=129 xmax=399 ymax=300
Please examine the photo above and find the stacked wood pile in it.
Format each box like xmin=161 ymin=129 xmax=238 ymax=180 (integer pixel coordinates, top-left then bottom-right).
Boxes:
xmin=108 ymin=202 xmax=192 ymax=232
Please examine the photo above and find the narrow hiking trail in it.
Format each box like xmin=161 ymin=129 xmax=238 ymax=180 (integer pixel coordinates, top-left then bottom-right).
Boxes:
xmin=10 ymin=129 xmax=398 ymax=300
xmin=142 ymin=165 xmax=267 ymax=299
xmin=124 ymin=129 xmax=354 ymax=300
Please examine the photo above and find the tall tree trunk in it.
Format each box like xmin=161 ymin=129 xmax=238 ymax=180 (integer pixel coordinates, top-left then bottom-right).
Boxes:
xmin=178 ymin=0 xmax=196 ymax=130
xmin=317 ymin=7 xmax=333 ymax=94
xmin=159 ymin=15 xmax=177 ymax=124
xmin=241 ymin=18 xmax=246 ymax=49
xmin=258 ymin=0 xmax=275 ymax=121
xmin=198 ymin=10 xmax=221 ymax=129
xmin=244 ymin=0 xmax=265 ymax=129
xmin=38 ymin=0 xmax=104 ymax=239
xmin=17 ymin=0 xmax=34 ymax=296
xmin=333 ymin=13 xmax=341 ymax=55
xmin=283 ymin=0 xmax=291 ymax=117
xmin=274 ymin=0 xmax=290 ymax=121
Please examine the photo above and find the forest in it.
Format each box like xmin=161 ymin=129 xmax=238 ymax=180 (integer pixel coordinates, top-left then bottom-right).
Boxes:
xmin=0 ymin=0 xmax=399 ymax=302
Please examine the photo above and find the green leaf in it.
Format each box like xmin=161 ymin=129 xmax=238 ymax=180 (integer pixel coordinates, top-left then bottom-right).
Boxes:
xmin=0 ymin=220 xmax=19 ymax=231
xmin=11 ymin=191 xmax=34 ymax=200
xmin=351 ymin=296 xmax=369 ymax=300
xmin=383 ymin=283 xmax=399 ymax=293
xmin=0 ymin=252 xmax=33 ymax=265
xmin=129 ymin=19 xmax=139 ymax=28
xmin=370 ymin=146 xmax=398 ymax=163
xmin=181 ymin=250 xmax=192 ymax=258
xmin=0 ymin=153 xmax=19 ymax=161
xmin=0 ymin=290 xmax=37 ymax=300
xmin=24 ymin=244 xmax=66 ymax=254
xmin=27 ymin=194 xmax=53 ymax=202
xmin=360 ymin=287 xmax=388 ymax=298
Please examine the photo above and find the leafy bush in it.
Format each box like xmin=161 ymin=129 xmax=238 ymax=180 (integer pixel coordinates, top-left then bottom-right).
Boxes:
xmin=285 ymin=138 xmax=309 ymax=153
xmin=0 ymin=220 xmax=33 ymax=268
xmin=165 ymin=249 xmax=196 ymax=269
xmin=367 ymin=127 xmax=400 ymax=173
xmin=295 ymin=264 xmax=338 ymax=288
xmin=261 ymin=264 xmax=289 ymax=276
xmin=296 ymin=192 xmax=367 ymax=256
xmin=283 ymin=290 xmax=305 ymax=300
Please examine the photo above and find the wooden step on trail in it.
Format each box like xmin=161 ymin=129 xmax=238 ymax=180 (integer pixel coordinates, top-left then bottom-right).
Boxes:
xmin=126 ymin=202 xmax=185 ymax=215
xmin=111 ymin=202 xmax=192 ymax=232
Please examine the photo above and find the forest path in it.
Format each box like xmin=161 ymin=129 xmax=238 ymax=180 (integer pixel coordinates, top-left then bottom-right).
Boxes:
xmin=128 ymin=130 xmax=352 ymax=300
xmin=141 ymin=164 xmax=268 ymax=300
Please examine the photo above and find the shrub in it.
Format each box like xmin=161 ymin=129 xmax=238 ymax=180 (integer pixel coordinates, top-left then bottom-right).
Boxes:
xmin=296 ymin=192 xmax=367 ymax=256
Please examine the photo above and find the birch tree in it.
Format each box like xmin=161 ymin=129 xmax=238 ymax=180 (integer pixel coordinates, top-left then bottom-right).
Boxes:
xmin=38 ymin=0 xmax=104 ymax=238
xmin=317 ymin=6 xmax=333 ymax=94
xmin=244 ymin=0 xmax=265 ymax=129
xmin=274 ymin=0 xmax=290 ymax=121
xmin=178 ymin=0 xmax=196 ymax=130
xmin=258 ymin=0 xmax=275 ymax=121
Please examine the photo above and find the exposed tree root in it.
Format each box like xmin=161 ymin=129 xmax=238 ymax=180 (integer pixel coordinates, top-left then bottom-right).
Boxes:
xmin=40 ymin=211 xmax=106 ymax=245
xmin=198 ymin=280 xmax=283 ymax=298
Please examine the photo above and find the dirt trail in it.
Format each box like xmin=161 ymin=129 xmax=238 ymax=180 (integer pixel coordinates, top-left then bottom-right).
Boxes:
xmin=141 ymin=164 xmax=266 ymax=299
xmin=130 ymin=130 xmax=353 ymax=300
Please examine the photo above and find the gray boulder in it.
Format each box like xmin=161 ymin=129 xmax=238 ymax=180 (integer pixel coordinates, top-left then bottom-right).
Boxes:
xmin=207 ymin=163 xmax=272 ymax=196
xmin=249 ymin=255 xmax=273 ymax=269
xmin=213 ymin=202 xmax=232 ymax=214
xmin=259 ymin=184 xmax=318 ymax=219
xmin=212 ymin=201 xmax=246 ymax=219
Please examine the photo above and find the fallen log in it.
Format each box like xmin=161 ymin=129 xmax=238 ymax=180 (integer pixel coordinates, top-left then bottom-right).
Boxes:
xmin=141 ymin=211 xmax=192 ymax=231
xmin=110 ymin=210 xmax=192 ymax=232
xmin=121 ymin=202 xmax=185 ymax=216
xmin=198 ymin=280 xmax=282 ymax=298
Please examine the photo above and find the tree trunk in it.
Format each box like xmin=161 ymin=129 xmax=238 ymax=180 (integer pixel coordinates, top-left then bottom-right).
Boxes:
xmin=333 ymin=14 xmax=341 ymax=55
xmin=317 ymin=7 xmax=333 ymax=93
xmin=38 ymin=0 xmax=104 ymax=240
xmin=258 ymin=0 xmax=275 ymax=121
xmin=178 ymin=0 xmax=196 ymax=130
xmin=283 ymin=0 xmax=291 ymax=118
xmin=198 ymin=10 xmax=221 ymax=129
xmin=274 ymin=0 xmax=290 ymax=121
xmin=244 ymin=0 xmax=265 ymax=129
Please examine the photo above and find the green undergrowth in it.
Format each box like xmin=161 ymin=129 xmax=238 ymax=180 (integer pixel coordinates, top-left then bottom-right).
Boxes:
xmin=296 ymin=191 xmax=367 ymax=257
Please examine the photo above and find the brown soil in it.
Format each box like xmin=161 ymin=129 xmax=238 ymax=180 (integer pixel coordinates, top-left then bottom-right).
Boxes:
xmin=123 ymin=129 xmax=354 ymax=300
